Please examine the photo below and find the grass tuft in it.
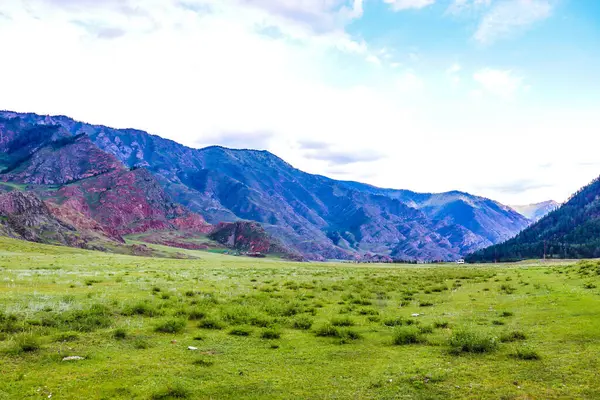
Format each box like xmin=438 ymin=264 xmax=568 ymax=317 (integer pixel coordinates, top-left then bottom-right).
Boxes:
xmin=392 ymin=326 xmax=423 ymax=345
xmin=229 ymin=327 xmax=252 ymax=336
xmin=449 ymin=329 xmax=498 ymax=354
xmin=260 ymin=329 xmax=281 ymax=340
xmin=154 ymin=319 xmax=186 ymax=334
xmin=511 ymin=346 xmax=541 ymax=360
xmin=500 ymin=330 xmax=527 ymax=343
xmin=151 ymin=383 xmax=191 ymax=399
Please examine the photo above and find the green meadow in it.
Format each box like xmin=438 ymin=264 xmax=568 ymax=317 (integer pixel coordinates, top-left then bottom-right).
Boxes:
xmin=1 ymin=237 xmax=599 ymax=399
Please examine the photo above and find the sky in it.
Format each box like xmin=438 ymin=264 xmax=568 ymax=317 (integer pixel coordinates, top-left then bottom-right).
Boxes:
xmin=0 ymin=0 xmax=599 ymax=205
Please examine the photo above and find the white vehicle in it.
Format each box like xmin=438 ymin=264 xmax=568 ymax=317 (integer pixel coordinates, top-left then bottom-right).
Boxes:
xmin=456 ymin=259 xmax=465 ymax=264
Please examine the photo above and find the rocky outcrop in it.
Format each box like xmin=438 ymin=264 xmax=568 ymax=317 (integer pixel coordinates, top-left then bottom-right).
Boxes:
xmin=209 ymin=221 xmax=302 ymax=260
xmin=1 ymin=134 xmax=123 ymax=185
xmin=0 ymin=191 xmax=90 ymax=248
xmin=42 ymin=168 xmax=211 ymax=236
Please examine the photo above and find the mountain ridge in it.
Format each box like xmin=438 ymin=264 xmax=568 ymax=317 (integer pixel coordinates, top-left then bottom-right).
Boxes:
xmin=0 ymin=110 xmax=531 ymax=261
xmin=510 ymin=200 xmax=560 ymax=222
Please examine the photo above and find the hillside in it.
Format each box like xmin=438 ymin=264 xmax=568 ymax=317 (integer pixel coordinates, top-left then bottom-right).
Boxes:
xmin=467 ymin=177 xmax=600 ymax=262
xmin=0 ymin=111 xmax=531 ymax=261
xmin=0 ymin=113 xmax=290 ymax=258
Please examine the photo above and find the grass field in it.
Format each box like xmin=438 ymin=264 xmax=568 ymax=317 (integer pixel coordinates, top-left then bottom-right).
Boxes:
xmin=1 ymin=237 xmax=600 ymax=399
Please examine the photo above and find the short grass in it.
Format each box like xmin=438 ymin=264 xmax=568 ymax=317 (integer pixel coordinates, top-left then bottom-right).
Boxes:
xmin=1 ymin=237 xmax=600 ymax=399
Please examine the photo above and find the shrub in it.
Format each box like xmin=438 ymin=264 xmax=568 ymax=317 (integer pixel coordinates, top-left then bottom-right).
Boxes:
xmin=113 ymin=328 xmax=128 ymax=340
xmin=229 ymin=327 xmax=252 ymax=336
xmin=59 ymin=304 xmax=112 ymax=332
xmin=12 ymin=334 xmax=41 ymax=353
xmin=491 ymin=320 xmax=505 ymax=326
xmin=192 ymin=358 xmax=214 ymax=367
xmin=0 ymin=312 xmax=20 ymax=333
xmin=338 ymin=329 xmax=362 ymax=344
xmin=122 ymin=302 xmax=159 ymax=317
xmin=449 ymin=329 xmax=498 ymax=354
xmin=419 ymin=301 xmax=434 ymax=307
xmin=54 ymin=331 xmax=79 ymax=343
xmin=383 ymin=317 xmax=405 ymax=327
xmin=187 ymin=309 xmax=207 ymax=321
xmin=261 ymin=329 xmax=281 ymax=339
xmin=151 ymin=383 xmax=191 ymax=399
xmin=331 ymin=317 xmax=354 ymax=327
xmin=249 ymin=315 xmax=273 ymax=328
xmin=583 ymin=282 xmax=597 ymax=289
xmin=315 ymin=323 xmax=340 ymax=337
xmin=392 ymin=326 xmax=422 ymax=345
xmin=133 ymin=338 xmax=150 ymax=349
xmin=198 ymin=318 xmax=224 ymax=330
xmin=500 ymin=330 xmax=527 ymax=343
xmin=418 ymin=325 xmax=434 ymax=334
xmin=358 ymin=308 xmax=379 ymax=316
xmin=499 ymin=284 xmax=516 ymax=294
xmin=292 ymin=316 xmax=313 ymax=330
xmin=154 ymin=319 xmax=186 ymax=334
xmin=511 ymin=346 xmax=541 ymax=360
xmin=500 ymin=311 xmax=514 ymax=318
xmin=433 ymin=320 xmax=450 ymax=329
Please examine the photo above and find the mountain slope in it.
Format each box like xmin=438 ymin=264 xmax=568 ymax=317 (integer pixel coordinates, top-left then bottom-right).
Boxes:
xmin=340 ymin=182 xmax=529 ymax=247
xmin=511 ymin=200 xmax=560 ymax=222
xmin=0 ymin=190 xmax=109 ymax=250
xmin=467 ymin=177 xmax=600 ymax=262
xmin=0 ymin=115 xmax=294 ymax=258
xmin=0 ymin=111 xmax=530 ymax=261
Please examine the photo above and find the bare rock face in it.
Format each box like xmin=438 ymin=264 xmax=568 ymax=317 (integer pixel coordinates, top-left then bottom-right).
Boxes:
xmin=209 ymin=221 xmax=302 ymax=260
xmin=1 ymin=134 xmax=123 ymax=185
xmin=0 ymin=191 xmax=88 ymax=247
xmin=43 ymin=168 xmax=211 ymax=236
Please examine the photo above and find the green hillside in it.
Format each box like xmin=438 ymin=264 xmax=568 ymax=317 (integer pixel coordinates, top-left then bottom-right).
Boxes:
xmin=467 ymin=176 xmax=600 ymax=262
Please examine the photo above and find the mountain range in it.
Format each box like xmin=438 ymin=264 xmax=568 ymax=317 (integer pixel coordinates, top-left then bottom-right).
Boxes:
xmin=0 ymin=110 xmax=542 ymax=261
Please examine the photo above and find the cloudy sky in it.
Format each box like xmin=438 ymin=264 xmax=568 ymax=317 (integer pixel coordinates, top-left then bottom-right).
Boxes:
xmin=1 ymin=0 xmax=599 ymax=205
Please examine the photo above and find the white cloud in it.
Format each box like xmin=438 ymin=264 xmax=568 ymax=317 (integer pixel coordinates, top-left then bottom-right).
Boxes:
xmin=395 ymin=72 xmax=424 ymax=92
xmin=447 ymin=0 xmax=491 ymax=15
xmin=474 ymin=0 xmax=553 ymax=44
xmin=237 ymin=0 xmax=365 ymax=31
xmin=0 ymin=0 xmax=597 ymax=206
xmin=383 ymin=0 xmax=436 ymax=11
xmin=446 ymin=63 xmax=462 ymax=86
xmin=447 ymin=63 xmax=461 ymax=74
xmin=473 ymin=68 xmax=523 ymax=99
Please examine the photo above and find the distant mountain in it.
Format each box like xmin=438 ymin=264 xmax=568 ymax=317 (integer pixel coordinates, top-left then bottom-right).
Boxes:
xmin=467 ymin=177 xmax=600 ymax=262
xmin=511 ymin=200 xmax=560 ymax=222
xmin=0 ymin=111 xmax=531 ymax=261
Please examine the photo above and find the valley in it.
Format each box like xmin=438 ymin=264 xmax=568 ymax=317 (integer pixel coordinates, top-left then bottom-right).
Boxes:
xmin=1 ymin=238 xmax=599 ymax=399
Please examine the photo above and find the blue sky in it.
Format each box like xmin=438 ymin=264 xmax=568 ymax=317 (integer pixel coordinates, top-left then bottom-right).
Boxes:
xmin=0 ymin=0 xmax=599 ymax=205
